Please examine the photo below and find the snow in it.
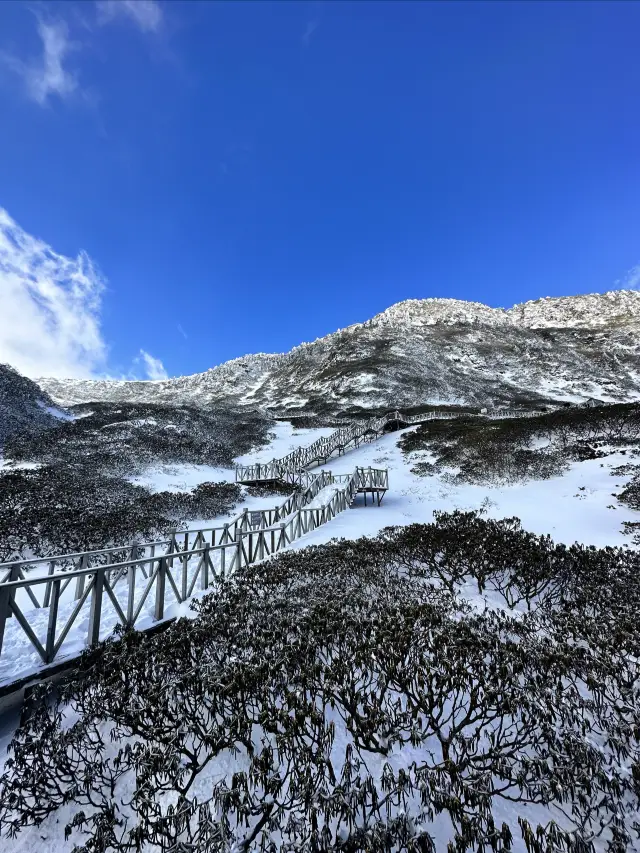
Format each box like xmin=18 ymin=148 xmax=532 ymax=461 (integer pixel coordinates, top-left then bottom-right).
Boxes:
xmin=3 ymin=423 xmax=639 ymax=690
xmin=1 ymin=420 xmax=640 ymax=851
xmin=235 ymin=421 xmax=335 ymax=466
xmin=128 ymin=463 xmax=233 ymax=493
xmin=0 ymin=458 xmax=41 ymax=471
xmin=36 ymin=400 xmax=74 ymax=421
xmin=3 ymin=422 xmax=640 ymax=690
xmin=287 ymin=426 xmax=639 ymax=551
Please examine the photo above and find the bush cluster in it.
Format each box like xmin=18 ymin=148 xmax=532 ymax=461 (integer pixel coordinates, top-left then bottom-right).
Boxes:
xmin=2 ymin=511 xmax=639 ymax=852
xmin=244 ymin=481 xmax=302 ymax=498
xmin=401 ymin=403 xmax=640 ymax=486
xmin=4 ymin=402 xmax=269 ymax=474
xmin=0 ymin=402 xmax=269 ymax=561
xmin=0 ymin=466 xmax=242 ymax=561
xmin=619 ymin=466 xmax=640 ymax=546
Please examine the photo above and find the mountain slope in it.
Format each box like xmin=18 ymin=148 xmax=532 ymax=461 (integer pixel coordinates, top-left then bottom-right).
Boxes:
xmin=0 ymin=363 xmax=72 ymax=446
xmin=37 ymin=290 xmax=640 ymax=414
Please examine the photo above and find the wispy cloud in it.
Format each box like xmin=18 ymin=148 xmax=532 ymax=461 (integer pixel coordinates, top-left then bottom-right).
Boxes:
xmin=177 ymin=323 xmax=188 ymax=340
xmin=1 ymin=16 xmax=79 ymax=106
xmin=302 ymin=19 xmax=319 ymax=46
xmin=612 ymin=264 xmax=640 ymax=292
xmin=0 ymin=208 xmax=106 ymax=378
xmin=96 ymin=0 xmax=163 ymax=34
xmin=0 ymin=207 xmax=169 ymax=381
xmin=2 ymin=2 xmax=168 ymax=109
xmin=137 ymin=350 xmax=169 ymax=380
xmin=623 ymin=265 xmax=640 ymax=290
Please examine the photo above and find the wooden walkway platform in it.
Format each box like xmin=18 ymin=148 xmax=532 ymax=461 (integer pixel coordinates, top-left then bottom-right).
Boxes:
xmin=0 ymin=404 xmax=548 ymax=695
xmin=0 ymin=444 xmax=393 ymax=693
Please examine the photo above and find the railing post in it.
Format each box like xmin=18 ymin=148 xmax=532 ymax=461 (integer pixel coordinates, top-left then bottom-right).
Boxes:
xmin=127 ymin=560 xmax=136 ymax=625
xmin=181 ymin=548 xmax=188 ymax=601
xmin=45 ymin=577 xmax=61 ymax=663
xmin=168 ymin=530 xmax=177 ymax=571
xmin=75 ymin=554 xmax=88 ymax=600
xmin=0 ymin=564 xmax=19 ymax=658
xmin=201 ymin=544 xmax=210 ymax=589
xmin=155 ymin=556 xmax=167 ymax=621
xmin=43 ymin=560 xmax=55 ymax=608
xmin=87 ymin=567 xmax=105 ymax=647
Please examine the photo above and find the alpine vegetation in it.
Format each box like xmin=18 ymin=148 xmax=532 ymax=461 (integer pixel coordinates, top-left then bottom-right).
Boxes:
xmin=0 ymin=398 xmax=270 ymax=560
xmin=1 ymin=511 xmax=639 ymax=852
xmin=401 ymin=403 xmax=640 ymax=486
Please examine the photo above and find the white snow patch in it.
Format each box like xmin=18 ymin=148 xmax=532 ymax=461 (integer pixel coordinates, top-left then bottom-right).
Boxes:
xmin=37 ymin=401 xmax=74 ymax=421
xmin=0 ymin=458 xmax=41 ymax=471
xmin=128 ymin=464 xmax=233 ymax=493
xmin=287 ymin=428 xmax=640 ymax=551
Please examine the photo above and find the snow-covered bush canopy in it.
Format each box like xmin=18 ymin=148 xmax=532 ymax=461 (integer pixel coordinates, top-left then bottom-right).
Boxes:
xmin=0 ymin=402 xmax=270 ymax=560
xmin=2 ymin=510 xmax=639 ymax=852
xmin=401 ymin=402 xmax=640 ymax=486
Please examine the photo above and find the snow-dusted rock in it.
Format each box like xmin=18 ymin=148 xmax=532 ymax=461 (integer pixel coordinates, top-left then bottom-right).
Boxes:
xmin=36 ymin=290 xmax=640 ymax=413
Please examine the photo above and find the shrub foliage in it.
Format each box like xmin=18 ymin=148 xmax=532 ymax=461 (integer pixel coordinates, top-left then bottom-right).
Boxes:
xmin=400 ymin=403 xmax=640 ymax=485
xmin=2 ymin=511 xmax=639 ymax=852
xmin=0 ymin=402 xmax=269 ymax=560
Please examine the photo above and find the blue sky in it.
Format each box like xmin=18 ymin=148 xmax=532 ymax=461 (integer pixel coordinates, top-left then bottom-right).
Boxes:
xmin=0 ymin=0 xmax=639 ymax=379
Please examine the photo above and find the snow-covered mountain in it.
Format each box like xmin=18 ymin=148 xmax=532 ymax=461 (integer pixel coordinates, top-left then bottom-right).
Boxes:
xmin=37 ymin=290 xmax=640 ymax=414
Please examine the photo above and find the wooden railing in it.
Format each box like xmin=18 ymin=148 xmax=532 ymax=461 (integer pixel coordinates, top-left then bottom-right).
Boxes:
xmin=0 ymin=465 xmax=387 ymax=685
xmin=236 ymin=408 xmax=548 ymax=484
xmin=0 ymin=404 xmax=545 ymax=687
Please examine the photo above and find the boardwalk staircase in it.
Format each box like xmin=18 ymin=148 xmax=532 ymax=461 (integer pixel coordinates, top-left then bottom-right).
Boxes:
xmin=0 ymin=404 xmax=548 ymax=692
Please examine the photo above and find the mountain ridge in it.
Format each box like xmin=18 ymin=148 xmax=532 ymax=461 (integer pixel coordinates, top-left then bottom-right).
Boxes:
xmin=36 ymin=289 xmax=640 ymax=414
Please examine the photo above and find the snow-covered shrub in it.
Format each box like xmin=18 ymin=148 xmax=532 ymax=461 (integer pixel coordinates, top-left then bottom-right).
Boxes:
xmin=2 ymin=512 xmax=639 ymax=852
xmin=0 ymin=467 xmax=242 ymax=561
xmin=0 ymin=402 xmax=268 ymax=560
xmin=401 ymin=403 xmax=640 ymax=485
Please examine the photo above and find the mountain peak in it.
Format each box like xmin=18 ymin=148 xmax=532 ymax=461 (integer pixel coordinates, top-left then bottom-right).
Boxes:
xmin=362 ymin=288 xmax=640 ymax=331
xmin=33 ymin=287 xmax=640 ymax=413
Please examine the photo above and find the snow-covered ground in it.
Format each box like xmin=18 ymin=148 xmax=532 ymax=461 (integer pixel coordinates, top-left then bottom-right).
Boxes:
xmin=2 ymin=420 xmax=640 ymax=852
xmin=2 ymin=421 xmax=638 ymax=693
xmin=128 ymin=421 xmax=334 ymax=493
xmin=128 ymin=463 xmax=232 ymax=493
xmin=36 ymin=401 xmax=75 ymax=421
xmin=128 ymin=420 xmax=640 ymax=552
xmin=290 ymin=426 xmax=640 ymax=550
xmin=0 ymin=458 xmax=41 ymax=471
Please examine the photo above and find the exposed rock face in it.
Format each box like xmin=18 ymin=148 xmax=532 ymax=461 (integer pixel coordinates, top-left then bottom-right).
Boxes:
xmin=36 ymin=290 xmax=640 ymax=416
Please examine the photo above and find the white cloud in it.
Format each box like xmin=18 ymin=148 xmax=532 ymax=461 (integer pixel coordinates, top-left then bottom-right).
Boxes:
xmin=0 ymin=207 xmax=106 ymax=378
xmin=96 ymin=0 xmax=163 ymax=33
xmin=622 ymin=265 xmax=640 ymax=291
xmin=2 ymin=17 xmax=79 ymax=106
xmin=0 ymin=207 xmax=169 ymax=382
xmin=137 ymin=349 xmax=168 ymax=381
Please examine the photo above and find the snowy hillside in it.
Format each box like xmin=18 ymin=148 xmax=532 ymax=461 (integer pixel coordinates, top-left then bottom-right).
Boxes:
xmin=0 ymin=363 xmax=72 ymax=445
xmin=2 ymin=413 xmax=640 ymax=852
xmin=37 ymin=289 xmax=640 ymax=414
xmin=3 ymin=295 xmax=640 ymax=853
xmin=2 ymin=399 xmax=640 ymax=852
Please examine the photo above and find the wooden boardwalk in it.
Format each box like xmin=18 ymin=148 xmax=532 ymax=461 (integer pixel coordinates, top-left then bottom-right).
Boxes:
xmin=0 ymin=405 xmax=546 ymax=693
xmin=0 ymin=428 xmax=396 ymax=691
